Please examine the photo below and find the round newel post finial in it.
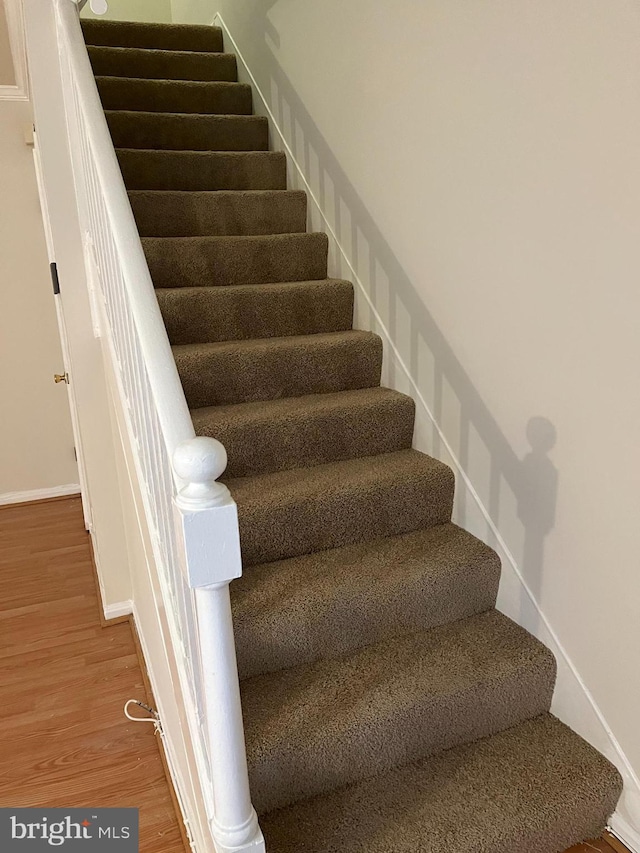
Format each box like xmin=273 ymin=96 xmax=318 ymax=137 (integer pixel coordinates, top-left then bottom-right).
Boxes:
xmin=173 ymin=437 xmax=230 ymax=510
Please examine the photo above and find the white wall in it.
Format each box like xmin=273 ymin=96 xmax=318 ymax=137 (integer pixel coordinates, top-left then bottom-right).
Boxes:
xmin=0 ymin=96 xmax=79 ymax=499
xmin=171 ymin=0 xmax=640 ymax=833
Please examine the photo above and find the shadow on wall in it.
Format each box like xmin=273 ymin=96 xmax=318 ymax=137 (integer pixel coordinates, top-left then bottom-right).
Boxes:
xmin=234 ymin=2 xmax=559 ymax=629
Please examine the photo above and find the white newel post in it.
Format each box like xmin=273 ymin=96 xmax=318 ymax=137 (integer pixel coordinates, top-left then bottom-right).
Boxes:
xmin=172 ymin=437 xmax=265 ymax=853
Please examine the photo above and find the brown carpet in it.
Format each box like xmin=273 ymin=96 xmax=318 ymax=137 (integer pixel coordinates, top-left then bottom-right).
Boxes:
xmin=129 ymin=189 xmax=305 ymax=235
xmin=117 ymin=148 xmax=287 ymax=191
xmin=83 ymin=17 xmax=623 ymax=852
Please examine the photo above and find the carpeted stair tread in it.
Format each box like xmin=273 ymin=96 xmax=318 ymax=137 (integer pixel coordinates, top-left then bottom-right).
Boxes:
xmin=129 ymin=189 xmax=306 ymax=237
xmin=117 ymin=149 xmax=286 ymax=191
xmin=107 ymin=111 xmax=268 ymax=152
xmin=259 ymin=713 xmax=622 ymax=853
xmin=232 ymin=522 xmax=501 ymax=678
xmin=158 ymin=279 xmax=352 ymax=345
xmin=81 ymin=19 xmax=224 ymax=52
xmin=242 ymin=609 xmax=556 ymax=814
xmin=174 ymin=329 xmax=382 ymax=410
xmin=96 ymin=76 xmax=252 ymax=114
xmin=88 ymin=46 xmax=237 ymax=81
xmin=193 ymin=386 xmax=414 ymax=479
xmin=143 ymin=233 xmax=327 ymax=288
xmin=225 ymin=448 xmax=454 ymax=566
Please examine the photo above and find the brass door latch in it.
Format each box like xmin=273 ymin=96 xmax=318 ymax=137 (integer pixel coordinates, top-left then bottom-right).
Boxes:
xmin=54 ymin=372 xmax=69 ymax=384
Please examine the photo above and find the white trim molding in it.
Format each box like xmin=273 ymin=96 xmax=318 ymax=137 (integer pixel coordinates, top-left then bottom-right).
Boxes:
xmin=0 ymin=483 xmax=81 ymax=506
xmin=610 ymin=812 xmax=640 ymax=853
xmin=103 ymin=599 xmax=133 ymax=621
xmin=0 ymin=0 xmax=29 ymax=100
xmin=609 ymin=812 xmax=640 ymax=853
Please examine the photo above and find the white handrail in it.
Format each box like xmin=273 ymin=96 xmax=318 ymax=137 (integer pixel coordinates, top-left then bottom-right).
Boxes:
xmin=60 ymin=0 xmax=193 ymax=464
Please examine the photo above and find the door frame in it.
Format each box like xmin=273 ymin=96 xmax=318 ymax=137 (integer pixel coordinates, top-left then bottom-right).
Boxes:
xmin=32 ymin=129 xmax=93 ymax=531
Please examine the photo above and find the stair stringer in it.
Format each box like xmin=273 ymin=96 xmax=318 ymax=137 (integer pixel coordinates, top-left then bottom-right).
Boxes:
xmin=211 ymin=11 xmax=640 ymax=849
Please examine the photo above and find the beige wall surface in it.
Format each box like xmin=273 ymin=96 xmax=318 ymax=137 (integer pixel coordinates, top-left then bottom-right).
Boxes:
xmin=169 ymin=0 xmax=640 ymax=799
xmin=0 ymin=99 xmax=78 ymax=496
xmin=0 ymin=1 xmax=16 ymax=85
xmin=81 ymin=0 xmax=172 ymax=22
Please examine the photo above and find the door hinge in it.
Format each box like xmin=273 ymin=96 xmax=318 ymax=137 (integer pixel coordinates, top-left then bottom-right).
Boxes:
xmin=50 ymin=262 xmax=60 ymax=295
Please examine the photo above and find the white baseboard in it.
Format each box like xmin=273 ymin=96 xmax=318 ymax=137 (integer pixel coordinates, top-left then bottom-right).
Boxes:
xmin=103 ymin=599 xmax=133 ymax=620
xmin=0 ymin=483 xmax=81 ymax=506
xmin=130 ymin=602 xmax=198 ymax=852
xmin=215 ymin=11 xmax=640 ymax=840
xmin=87 ymin=528 xmax=133 ymax=623
xmin=610 ymin=811 xmax=640 ymax=853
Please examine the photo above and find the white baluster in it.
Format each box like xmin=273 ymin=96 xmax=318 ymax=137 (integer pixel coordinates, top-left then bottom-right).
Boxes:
xmin=172 ymin=438 xmax=265 ymax=853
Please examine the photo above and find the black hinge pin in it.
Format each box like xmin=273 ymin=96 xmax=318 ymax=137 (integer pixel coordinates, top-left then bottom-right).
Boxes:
xmin=50 ymin=262 xmax=60 ymax=295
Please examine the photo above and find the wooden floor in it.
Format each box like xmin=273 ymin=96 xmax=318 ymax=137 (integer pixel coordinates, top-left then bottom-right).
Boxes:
xmin=568 ymin=837 xmax=628 ymax=853
xmin=0 ymin=496 xmax=628 ymax=853
xmin=0 ymin=496 xmax=186 ymax=853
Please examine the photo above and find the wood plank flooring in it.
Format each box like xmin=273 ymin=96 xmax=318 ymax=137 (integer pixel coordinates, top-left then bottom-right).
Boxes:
xmin=568 ymin=838 xmax=626 ymax=853
xmin=0 ymin=496 xmax=186 ymax=852
xmin=0 ymin=495 xmax=628 ymax=853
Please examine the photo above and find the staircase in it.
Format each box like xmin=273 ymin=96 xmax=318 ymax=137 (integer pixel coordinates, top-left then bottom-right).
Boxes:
xmin=82 ymin=17 xmax=622 ymax=853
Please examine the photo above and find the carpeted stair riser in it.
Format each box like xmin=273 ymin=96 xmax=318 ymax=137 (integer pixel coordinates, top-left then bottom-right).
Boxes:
xmin=88 ymin=46 xmax=238 ymax=81
xmin=193 ymin=387 xmax=415 ymax=480
xmin=227 ymin=449 xmax=455 ymax=567
xmin=82 ymin=20 xmax=224 ymax=52
xmin=232 ymin=523 xmax=501 ymax=679
xmin=158 ymin=279 xmax=353 ymax=345
xmin=129 ymin=190 xmax=306 ymax=237
xmin=143 ymin=233 xmax=327 ymax=288
xmin=96 ymin=76 xmax=252 ymax=114
xmin=175 ymin=330 xmax=382 ymax=410
xmin=117 ymin=149 xmax=286 ymax=191
xmin=108 ymin=112 xmax=269 ymax=152
xmin=260 ymin=714 xmax=622 ymax=853
xmin=243 ymin=610 xmax=556 ymax=814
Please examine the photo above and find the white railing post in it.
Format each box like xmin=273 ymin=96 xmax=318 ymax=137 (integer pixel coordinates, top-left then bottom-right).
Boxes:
xmin=172 ymin=438 xmax=265 ymax=853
